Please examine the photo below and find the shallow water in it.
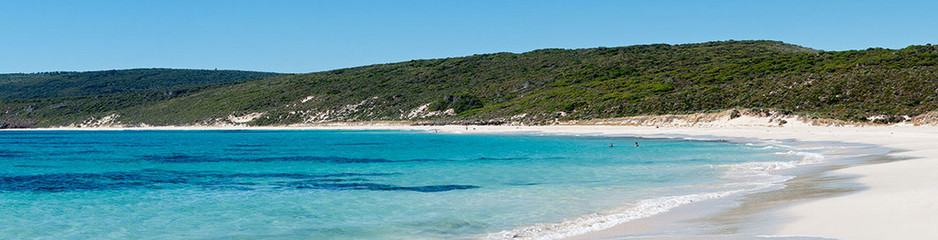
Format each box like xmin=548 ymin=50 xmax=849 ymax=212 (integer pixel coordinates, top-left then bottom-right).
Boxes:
xmin=0 ymin=130 xmax=803 ymax=239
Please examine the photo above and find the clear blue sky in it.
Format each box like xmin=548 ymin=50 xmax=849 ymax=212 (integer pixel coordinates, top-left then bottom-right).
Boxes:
xmin=2 ymin=0 xmax=936 ymax=74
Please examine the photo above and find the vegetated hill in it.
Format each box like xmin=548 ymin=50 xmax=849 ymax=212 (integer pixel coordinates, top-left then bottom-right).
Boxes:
xmin=0 ymin=68 xmax=280 ymax=100
xmin=2 ymin=40 xmax=938 ymax=128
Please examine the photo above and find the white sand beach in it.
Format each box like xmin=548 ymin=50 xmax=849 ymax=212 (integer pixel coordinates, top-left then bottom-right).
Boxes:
xmin=309 ymin=121 xmax=938 ymax=239
xmin=375 ymin=123 xmax=935 ymax=239
xmin=535 ymin=125 xmax=938 ymax=239
xmin=19 ymin=116 xmax=938 ymax=239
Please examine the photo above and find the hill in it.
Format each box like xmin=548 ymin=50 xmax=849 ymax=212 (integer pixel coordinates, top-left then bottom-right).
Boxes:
xmin=0 ymin=68 xmax=280 ymax=100
xmin=2 ymin=40 xmax=938 ymax=128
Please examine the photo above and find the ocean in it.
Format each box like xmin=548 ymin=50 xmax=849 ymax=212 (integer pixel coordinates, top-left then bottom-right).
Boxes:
xmin=0 ymin=130 xmax=813 ymax=239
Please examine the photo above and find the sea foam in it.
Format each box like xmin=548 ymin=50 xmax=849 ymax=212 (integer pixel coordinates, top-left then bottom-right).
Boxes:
xmin=485 ymin=190 xmax=741 ymax=240
xmin=486 ymin=141 xmax=828 ymax=240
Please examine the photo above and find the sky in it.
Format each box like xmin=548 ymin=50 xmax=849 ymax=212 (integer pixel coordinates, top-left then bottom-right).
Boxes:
xmin=1 ymin=0 xmax=936 ymax=74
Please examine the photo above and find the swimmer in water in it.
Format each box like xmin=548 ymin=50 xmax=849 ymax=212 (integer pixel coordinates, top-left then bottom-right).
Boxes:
xmin=609 ymin=143 xmax=613 ymax=147
xmin=635 ymin=142 xmax=639 ymax=147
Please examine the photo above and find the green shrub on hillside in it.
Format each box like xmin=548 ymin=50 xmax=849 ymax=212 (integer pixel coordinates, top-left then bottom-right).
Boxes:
xmin=2 ymin=41 xmax=938 ymax=127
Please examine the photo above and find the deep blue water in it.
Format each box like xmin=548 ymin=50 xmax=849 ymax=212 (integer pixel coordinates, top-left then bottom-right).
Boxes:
xmin=0 ymin=130 xmax=800 ymax=239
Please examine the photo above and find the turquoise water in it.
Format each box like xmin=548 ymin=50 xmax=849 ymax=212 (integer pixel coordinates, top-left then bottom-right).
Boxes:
xmin=0 ymin=130 xmax=803 ymax=239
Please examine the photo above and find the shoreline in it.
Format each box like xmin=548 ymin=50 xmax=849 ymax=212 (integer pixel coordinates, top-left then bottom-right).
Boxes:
xmin=5 ymin=123 xmax=938 ymax=239
xmin=477 ymin=124 xmax=938 ymax=239
xmin=564 ymin=136 xmax=897 ymax=240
